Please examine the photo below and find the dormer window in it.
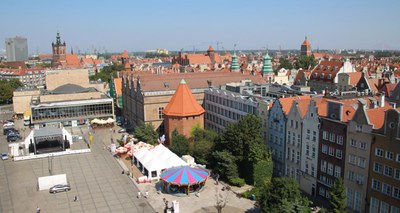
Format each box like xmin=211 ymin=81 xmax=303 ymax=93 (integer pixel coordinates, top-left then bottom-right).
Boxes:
xmin=313 ymin=73 xmax=318 ymax=78
xmin=327 ymin=74 xmax=332 ymax=79
xmin=325 ymin=66 xmax=329 ymax=71
xmin=320 ymin=73 xmax=325 ymax=78
xmin=333 ymin=66 xmax=337 ymax=71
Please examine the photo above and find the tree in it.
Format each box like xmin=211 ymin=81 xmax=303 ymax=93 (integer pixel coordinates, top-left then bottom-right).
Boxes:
xmin=189 ymin=127 xmax=217 ymax=165
xmin=212 ymin=150 xmax=239 ymax=180
xmin=259 ymin=177 xmax=311 ymax=213
xmin=278 ymin=58 xmax=293 ymax=70
xmin=0 ymin=79 xmax=23 ymax=104
xmin=214 ymin=186 xmax=230 ymax=213
xmin=295 ymin=55 xmax=317 ymax=69
xmin=329 ymin=178 xmax=346 ymax=213
xmin=217 ymin=114 xmax=268 ymax=184
xmin=89 ymin=64 xmax=125 ymax=82
xmin=170 ymin=129 xmax=189 ymax=156
xmin=134 ymin=122 xmax=158 ymax=145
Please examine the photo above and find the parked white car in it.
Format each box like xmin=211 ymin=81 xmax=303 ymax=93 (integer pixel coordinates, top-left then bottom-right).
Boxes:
xmin=1 ymin=153 xmax=9 ymax=160
xmin=3 ymin=122 xmax=14 ymax=127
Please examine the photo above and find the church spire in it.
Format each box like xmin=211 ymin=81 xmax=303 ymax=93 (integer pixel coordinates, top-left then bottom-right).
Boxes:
xmin=230 ymin=53 xmax=240 ymax=72
xmin=261 ymin=52 xmax=273 ymax=76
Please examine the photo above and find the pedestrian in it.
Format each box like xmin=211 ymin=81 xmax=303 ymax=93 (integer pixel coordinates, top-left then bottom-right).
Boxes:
xmin=137 ymin=191 xmax=141 ymax=199
xmin=74 ymin=195 xmax=79 ymax=202
xmin=215 ymin=173 xmax=220 ymax=185
xmin=144 ymin=191 xmax=149 ymax=198
xmin=36 ymin=206 xmax=41 ymax=213
xmin=113 ymin=128 xmax=115 ymax=133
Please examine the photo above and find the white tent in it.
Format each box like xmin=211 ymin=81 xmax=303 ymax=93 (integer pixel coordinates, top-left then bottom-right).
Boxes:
xmin=133 ymin=144 xmax=187 ymax=181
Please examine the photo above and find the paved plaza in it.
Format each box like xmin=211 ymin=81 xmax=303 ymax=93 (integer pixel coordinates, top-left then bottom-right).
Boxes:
xmin=0 ymin=108 xmax=154 ymax=213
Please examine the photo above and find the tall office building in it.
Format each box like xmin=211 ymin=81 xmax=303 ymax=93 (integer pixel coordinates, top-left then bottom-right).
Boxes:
xmin=5 ymin=36 xmax=28 ymax=61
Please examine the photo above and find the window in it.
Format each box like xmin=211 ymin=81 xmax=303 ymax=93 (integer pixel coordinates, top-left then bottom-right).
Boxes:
xmin=380 ymin=201 xmax=389 ymax=213
xmin=384 ymin=166 xmax=393 ymax=177
xmin=319 ymin=187 xmax=325 ymax=196
xmin=336 ymin=149 xmax=342 ymax=159
xmin=312 ymin=146 xmax=316 ymax=158
xmin=373 ymin=162 xmax=383 ymax=174
xmin=370 ymin=197 xmax=379 ymax=213
xmin=321 ymin=160 xmax=327 ymax=173
xmin=358 ymin=157 xmax=366 ymax=168
xmin=356 ymin=174 xmax=364 ymax=185
xmin=322 ymin=144 xmax=328 ymax=154
xmin=356 ymin=124 xmax=363 ymax=132
xmin=354 ymin=191 xmax=362 ymax=212
xmin=397 ymin=154 xmax=400 ymax=163
xmin=348 ymin=170 xmax=355 ymax=181
xmin=329 ymin=133 xmax=335 ymax=142
xmin=337 ymin=135 xmax=343 ymax=145
xmin=375 ymin=148 xmax=384 ymax=157
xmin=334 ymin=165 xmax=341 ymax=177
xmin=346 ymin=188 xmax=354 ymax=208
xmin=349 ymin=154 xmax=357 ymax=165
xmin=311 ymin=164 xmax=315 ymax=176
xmin=312 ymin=131 xmax=317 ymax=142
xmin=395 ymin=169 xmax=400 ymax=180
xmin=306 ymin=145 xmax=310 ymax=156
xmin=392 ymin=206 xmax=400 ymax=213
xmin=359 ymin=142 xmax=367 ymax=150
xmin=386 ymin=151 xmax=394 ymax=160
xmin=329 ymin=147 xmax=335 ymax=156
xmin=327 ymin=163 xmax=333 ymax=175
xmin=371 ymin=179 xmax=381 ymax=191
xmin=158 ymin=107 xmax=164 ymax=119
xmin=322 ymin=131 xmax=328 ymax=140
xmin=351 ymin=139 xmax=357 ymax=147
xmin=393 ymin=187 xmax=400 ymax=200
xmin=382 ymin=183 xmax=392 ymax=196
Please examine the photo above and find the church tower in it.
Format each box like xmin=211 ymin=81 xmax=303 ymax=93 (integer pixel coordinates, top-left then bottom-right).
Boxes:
xmin=261 ymin=52 xmax=274 ymax=83
xmin=230 ymin=53 xmax=240 ymax=72
xmin=52 ymin=32 xmax=66 ymax=66
xmin=300 ymin=36 xmax=312 ymax=56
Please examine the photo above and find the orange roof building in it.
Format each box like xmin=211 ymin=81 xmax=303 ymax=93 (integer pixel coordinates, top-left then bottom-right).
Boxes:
xmin=163 ymin=79 xmax=205 ymax=145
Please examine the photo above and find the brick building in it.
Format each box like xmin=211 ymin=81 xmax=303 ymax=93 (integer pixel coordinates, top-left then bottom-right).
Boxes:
xmin=163 ymin=79 xmax=205 ymax=144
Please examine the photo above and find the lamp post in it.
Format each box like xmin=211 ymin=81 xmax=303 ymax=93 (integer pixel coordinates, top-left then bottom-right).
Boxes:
xmin=48 ymin=155 xmax=54 ymax=175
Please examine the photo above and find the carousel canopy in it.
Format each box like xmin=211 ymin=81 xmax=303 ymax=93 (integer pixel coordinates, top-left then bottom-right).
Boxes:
xmin=160 ymin=166 xmax=209 ymax=185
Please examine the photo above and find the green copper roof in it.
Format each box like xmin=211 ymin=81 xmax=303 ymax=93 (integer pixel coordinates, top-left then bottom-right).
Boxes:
xmin=180 ymin=79 xmax=186 ymax=84
xmin=261 ymin=53 xmax=273 ymax=75
xmin=230 ymin=53 xmax=240 ymax=72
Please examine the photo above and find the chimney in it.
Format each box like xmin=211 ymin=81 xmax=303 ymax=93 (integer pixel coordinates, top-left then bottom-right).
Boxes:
xmin=378 ymin=92 xmax=385 ymax=107
xmin=369 ymin=97 xmax=377 ymax=109
xmin=164 ymin=82 xmax=169 ymax=89
xmin=324 ymin=87 xmax=329 ymax=97
xmin=207 ymin=80 xmax=212 ymax=87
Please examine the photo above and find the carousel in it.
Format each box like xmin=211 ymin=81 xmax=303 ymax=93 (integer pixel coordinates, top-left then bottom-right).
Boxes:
xmin=160 ymin=166 xmax=210 ymax=196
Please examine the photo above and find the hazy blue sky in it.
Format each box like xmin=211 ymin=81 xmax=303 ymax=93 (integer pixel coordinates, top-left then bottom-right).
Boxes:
xmin=1 ymin=0 xmax=399 ymax=54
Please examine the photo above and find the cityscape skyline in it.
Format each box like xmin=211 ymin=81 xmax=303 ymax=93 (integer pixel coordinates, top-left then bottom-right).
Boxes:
xmin=1 ymin=0 xmax=400 ymax=54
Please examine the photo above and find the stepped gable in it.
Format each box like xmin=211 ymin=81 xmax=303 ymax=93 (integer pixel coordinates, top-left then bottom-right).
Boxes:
xmin=163 ymin=79 xmax=205 ymax=117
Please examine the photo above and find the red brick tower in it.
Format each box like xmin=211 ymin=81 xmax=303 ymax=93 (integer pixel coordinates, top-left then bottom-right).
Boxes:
xmin=52 ymin=32 xmax=66 ymax=66
xmin=163 ymin=79 xmax=205 ymax=145
xmin=301 ymin=36 xmax=312 ymax=56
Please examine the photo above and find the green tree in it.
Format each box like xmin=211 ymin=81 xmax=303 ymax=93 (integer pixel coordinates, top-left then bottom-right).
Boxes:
xmin=90 ymin=64 xmax=125 ymax=82
xmin=217 ymin=114 xmax=268 ymax=184
xmin=189 ymin=127 xmax=217 ymax=165
xmin=134 ymin=122 xmax=158 ymax=145
xmin=0 ymin=79 xmax=23 ymax=104
xmin=259 ymin=177 xmax=311 ymax=213
xmin=295 ymin=55 xmax=317 ymax=69
xmin=170 ymin=129 xmax=189 ymax=156
xmin=329 ymin=178 xmax=346 ymax=213
xmin=278 ymin=58 xmax=293 ymax=70
xmin=212 ymin=150 xmax=239 ymax=180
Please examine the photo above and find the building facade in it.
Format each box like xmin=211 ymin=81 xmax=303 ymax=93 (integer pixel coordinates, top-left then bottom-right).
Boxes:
xmin=367 ymin=109 xmax=400 ymax=213
xmin=5 ymin=36 xmax=28 ymax=61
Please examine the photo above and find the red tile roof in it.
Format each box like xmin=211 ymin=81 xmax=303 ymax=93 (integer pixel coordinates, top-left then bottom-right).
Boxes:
xmin=114 ymin=78 xmax=122 ymax=96
xmin=310 ymin=61 xmax=344 ymax=82
xmin=163 ymin=79 xmax=205 ymax=117
xmin=65 ymin=54 xmax=81 ymax=67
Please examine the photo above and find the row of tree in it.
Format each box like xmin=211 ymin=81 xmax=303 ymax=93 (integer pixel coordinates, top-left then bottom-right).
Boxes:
xmin=89 ymin=64 xmax=125 ymax=83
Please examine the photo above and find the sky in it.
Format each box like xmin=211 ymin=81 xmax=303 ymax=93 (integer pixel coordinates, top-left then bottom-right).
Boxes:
xmin=1 ymin=0 xmax=399 ymax=54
